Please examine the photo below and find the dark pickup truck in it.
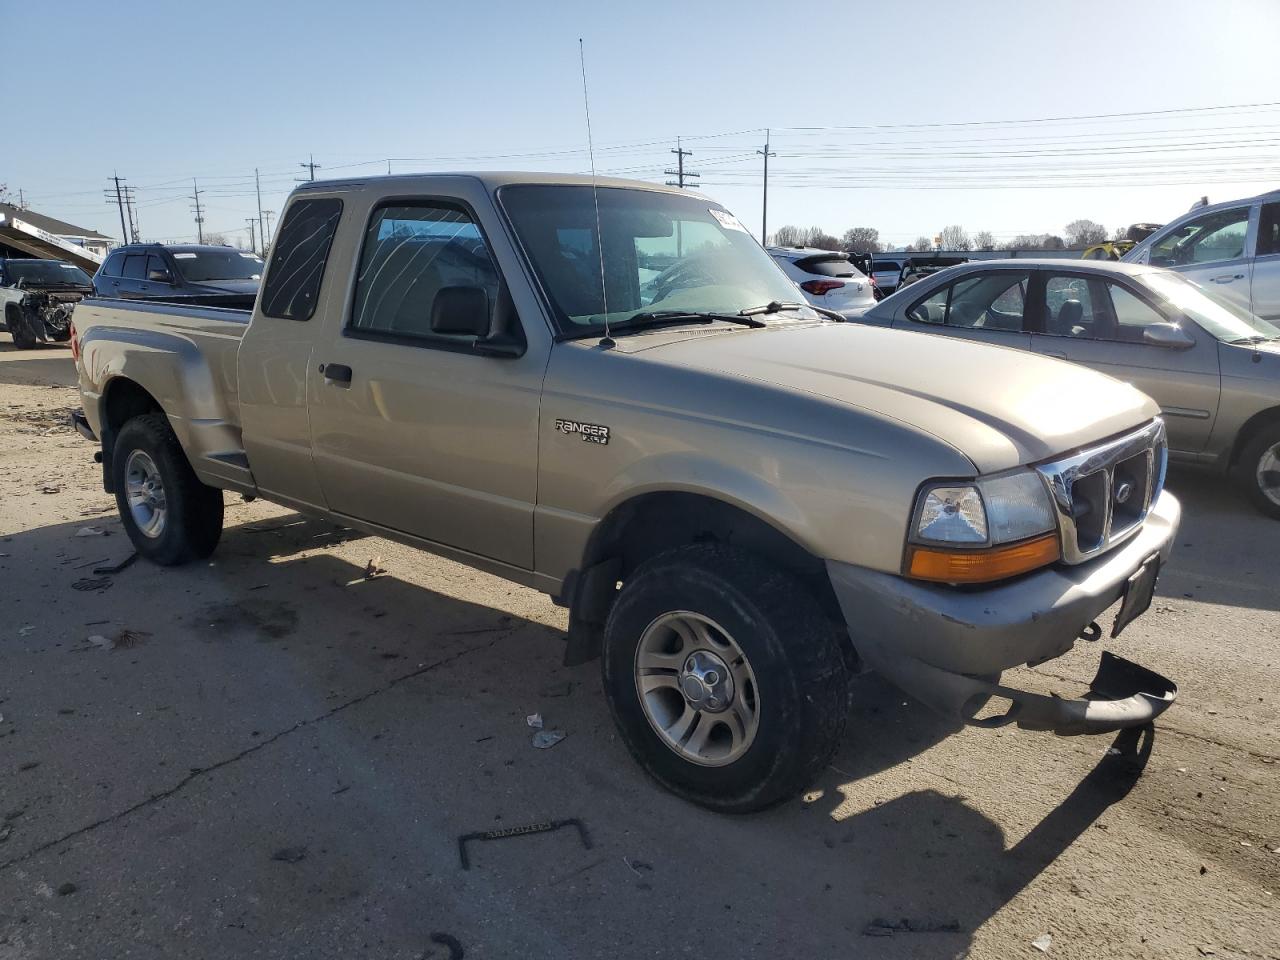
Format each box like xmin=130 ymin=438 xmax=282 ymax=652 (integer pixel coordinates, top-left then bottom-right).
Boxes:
xmin=92 ymin=243 xmax=265 ymax=309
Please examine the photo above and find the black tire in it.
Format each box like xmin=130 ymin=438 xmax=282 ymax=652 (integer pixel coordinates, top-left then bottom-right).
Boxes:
xmin=1239 ymin=422 xmax=1280 ymax=519
xmin=5 ymin=306 xmax=37 ymax=350
xmin=602 ymin=544 xmax=850 ymax=813
xmin=111 ymin=413 xmax=224 ymax=565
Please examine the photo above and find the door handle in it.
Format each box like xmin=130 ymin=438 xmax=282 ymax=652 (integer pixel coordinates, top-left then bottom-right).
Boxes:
xmin=1210 ymin=274 xmax=1244 ymax=283
xmin=319 ymin=362 xmax=352 ymax=385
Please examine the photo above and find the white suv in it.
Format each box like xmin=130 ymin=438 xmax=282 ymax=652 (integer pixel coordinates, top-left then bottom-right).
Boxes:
xmin=768 ymin=246 xmax=877 ymax=317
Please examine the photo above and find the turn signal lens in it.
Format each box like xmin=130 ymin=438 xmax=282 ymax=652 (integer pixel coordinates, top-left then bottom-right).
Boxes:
xmin=906 ymin=532 xmax=1061 ymax=584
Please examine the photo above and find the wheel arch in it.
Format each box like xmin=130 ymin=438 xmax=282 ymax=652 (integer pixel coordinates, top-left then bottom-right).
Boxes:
xmin=1228 ymin=405 xmax=1280 ymax=470
xmin=98 ymin=376 xmax=165 ymax=492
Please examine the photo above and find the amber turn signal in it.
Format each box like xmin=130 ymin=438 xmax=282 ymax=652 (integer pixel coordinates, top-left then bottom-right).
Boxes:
xmin=906 ymin=532 xmax=1061 ymax=584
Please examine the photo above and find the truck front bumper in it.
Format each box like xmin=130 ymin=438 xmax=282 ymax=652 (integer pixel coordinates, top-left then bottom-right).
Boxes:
xmin=826 ymin=491 xmax=1180 ymax=735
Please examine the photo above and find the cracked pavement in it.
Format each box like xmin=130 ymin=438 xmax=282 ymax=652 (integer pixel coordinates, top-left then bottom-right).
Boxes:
xmin=1 ymin=342 xmax=1278 ymax=959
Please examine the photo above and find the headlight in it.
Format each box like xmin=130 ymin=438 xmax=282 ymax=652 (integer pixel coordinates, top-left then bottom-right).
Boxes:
xmin=907 ymin=471 xmax=1060 ymax=583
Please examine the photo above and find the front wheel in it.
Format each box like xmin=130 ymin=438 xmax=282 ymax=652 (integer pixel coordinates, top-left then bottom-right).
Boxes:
xmin=602 ymin=544 xmax=850 ymax=813
xmin=1240 ymin=423 xmax=1280 ymax=519
xmin=112 ymin=413 xmax=224 ymax=564
xmin=5 ymin=306 xmax=37 ymax=350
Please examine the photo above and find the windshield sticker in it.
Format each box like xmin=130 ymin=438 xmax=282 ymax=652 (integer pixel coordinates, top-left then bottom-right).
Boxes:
xmin=239 ymin=253 xmax=261 ymax=260
xmin=709 ymin=208 xmax=747 ymax=233
xmin=173 ymin=253 xmax=197 ymax=259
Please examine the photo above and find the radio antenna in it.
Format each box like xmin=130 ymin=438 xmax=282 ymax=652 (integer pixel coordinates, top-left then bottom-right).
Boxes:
xmin=578 ymin=38 xmax=613 ymax=348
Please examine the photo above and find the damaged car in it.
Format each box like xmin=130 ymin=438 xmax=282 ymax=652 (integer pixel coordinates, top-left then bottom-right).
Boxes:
xmin=0 ymin=258 xmax=94 ymax=349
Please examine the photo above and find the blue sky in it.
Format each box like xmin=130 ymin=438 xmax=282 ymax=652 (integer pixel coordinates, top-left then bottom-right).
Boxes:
xmin=4 ymin=0 xmax=1279 ymax=249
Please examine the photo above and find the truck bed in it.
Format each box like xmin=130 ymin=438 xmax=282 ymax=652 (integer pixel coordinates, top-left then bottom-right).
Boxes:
xmin=73 ymin=297 xmax=254 ymax=494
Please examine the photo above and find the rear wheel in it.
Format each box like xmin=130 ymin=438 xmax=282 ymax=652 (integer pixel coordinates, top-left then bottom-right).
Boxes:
xmin=602 ymin=544 xmax=850 ymax=813
xmin=1240 ymin=423 xmax=1280 ymax=519
xmin=5 ymin=306 xmax=37 ymax=350
xmin=112 ymin=413 xmax=224 ymax=564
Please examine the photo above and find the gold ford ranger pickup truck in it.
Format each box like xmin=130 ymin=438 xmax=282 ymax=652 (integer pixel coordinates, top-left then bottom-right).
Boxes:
xmin=70 ymin=173 xmax=1180 ymax=812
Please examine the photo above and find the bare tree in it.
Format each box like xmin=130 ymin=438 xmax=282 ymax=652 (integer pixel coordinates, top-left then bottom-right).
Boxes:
xmin=800 ymin=227 xmax=841 ymax=250
xmin=0 ymin=183 xmax=9 ymax=203
xmin=1113 ymin=225 xmax=1129 ymax=241
xmin=1064 ymin=219 xmax=1108 ymax=247
xmin=938 ymin=225 xmax=971 ymax=251
xmin=906 ymin=236 xmax=934 ymax=252
xmin=771 ymin=225 xmax=803 ymax=247
xmin=972 ymin=230 xmax=996 ymax=251
xmin=203 ymin=232 xmax=230 ymax=246
xmin=840 ymin=227 xmax=881 ymax=255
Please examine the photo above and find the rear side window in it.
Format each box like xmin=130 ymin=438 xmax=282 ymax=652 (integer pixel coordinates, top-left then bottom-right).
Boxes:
xmin=260 ymin=198 xmax=343 ymax=321
xmin=100 ymin=252 xmax=124 ymax=278
xmin=1258 ymin=202 xmax=1280 ymax=257
xmin=906 ymin=271 xmax=1029 ymax=330
xmin=122 ymin=254 xmax=147 ymax=280
xmin=795 ymin=255 xmax=860 ymax=278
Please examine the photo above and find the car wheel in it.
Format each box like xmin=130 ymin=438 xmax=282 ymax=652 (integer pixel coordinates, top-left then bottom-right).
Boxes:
xmin=5 ymin=306 xmax=37 ymax=350
xmin=602 ymin=543 xmax=850 ymax=813
xmin=112 ymin=413 xmax=224 ymax=564
xmin=1240 ymin=422 xmax=1280 ymax=519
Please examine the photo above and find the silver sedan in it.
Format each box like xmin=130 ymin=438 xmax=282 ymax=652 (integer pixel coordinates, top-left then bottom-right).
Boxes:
xmin=853 ymin=258 xmax=1280 ymax=517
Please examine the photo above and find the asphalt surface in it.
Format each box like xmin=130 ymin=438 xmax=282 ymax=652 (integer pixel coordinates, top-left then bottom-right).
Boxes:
xmin=1 ymin=338 xmax=1277 ymax=960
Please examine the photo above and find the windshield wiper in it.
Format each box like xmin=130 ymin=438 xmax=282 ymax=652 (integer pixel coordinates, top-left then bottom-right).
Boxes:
xmin=1228 ymin=334 xmax=1277 ymax=345
xmin=557 ymin=310 xmax=766 ymax=343
xmin=740 ymin=299 xmax=846 ymax=322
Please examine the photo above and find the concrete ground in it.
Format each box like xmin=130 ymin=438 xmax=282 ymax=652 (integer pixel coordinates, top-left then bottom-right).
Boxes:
xmin=0 ymin=338 xmax=1277 ymax=960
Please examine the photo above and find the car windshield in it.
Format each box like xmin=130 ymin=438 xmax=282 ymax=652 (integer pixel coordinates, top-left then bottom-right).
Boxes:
xmin=1144 ymin=271 xmax=1280 ymax=342
xmin=500 ymin=185 xmax=817 ymax=335
xmin=170 ymin=250 xmax=265 ymax=282
xmin=3 ymin=260 xmax=92 ymax=286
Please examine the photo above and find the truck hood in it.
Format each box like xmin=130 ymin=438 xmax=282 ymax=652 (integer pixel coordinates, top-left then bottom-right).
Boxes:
xmin=644 ymin=322 xmax=1159 ymax=473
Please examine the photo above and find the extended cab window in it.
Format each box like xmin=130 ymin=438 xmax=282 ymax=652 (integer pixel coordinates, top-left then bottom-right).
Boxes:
xmin=906 ymin=271 xmax=1028 ymax=330
xmin=122 ymin=254 xmax=147 ymax=280
xmin=101 ymin=252 xmax=124 ymax=278
xmin=260 ymin=197 xmax=343 ymax=321
xmin=348 ymin=202 xmax=500 ymax=342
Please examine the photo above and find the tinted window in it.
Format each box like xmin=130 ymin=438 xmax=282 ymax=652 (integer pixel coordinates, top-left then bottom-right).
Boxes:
xmin=1150 ymin=207 xmax=1249 ymax=267
xmin=101 ymin=252 xmax=124 ymax=278
xmin=872 ymin=261 xmax=901 ymax=273
xmin=795 ymin=255 xmax=861 ymax=278
xmin=146 ymin=254 xmax=170 ymax=281
xmin=171 ymin=250 xmax=265 ymax=282
xmin=1258 ymin=202 xmax=1280 ymax=257
xmin=349 ymin=202 xmax=499 ymax=341
xmin=906 ymin=271 xmax=1028 ymax=330
xmin=122 ymin=254 xmax=147 ymax=280
xmin=260 ymin=198 xmax=343 ymax=321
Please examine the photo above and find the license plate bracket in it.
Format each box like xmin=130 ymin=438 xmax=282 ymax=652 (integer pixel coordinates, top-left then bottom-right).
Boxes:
xmin=1111 ymin=553 xmax=1161 ymax=638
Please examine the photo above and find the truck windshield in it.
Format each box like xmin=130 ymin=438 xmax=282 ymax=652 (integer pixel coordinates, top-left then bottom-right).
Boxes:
xmin=3 ymin=260 xmax=92 ymax=286
xmin=1144 ymin=271 xmax=1280 ymax=342
xmin=500 ymin=185 xmax=817 ymax=335
xmin=171 ymin=250 xmax=265 ymax=282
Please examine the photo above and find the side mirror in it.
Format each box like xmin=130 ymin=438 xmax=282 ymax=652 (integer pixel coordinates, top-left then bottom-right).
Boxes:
xmin=1142 ymin=322 xmax=1195 ymax=349
xmin=147 ymin=269 xmax=172 ymax=284
xmin=430 ymin=285 xmax=490 ymax=337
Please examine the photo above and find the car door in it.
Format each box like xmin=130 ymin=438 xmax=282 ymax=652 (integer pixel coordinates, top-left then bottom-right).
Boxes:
xmin=892 ymin=268 xmax=1033 ymax=350
xmin=1147 ymin=204 xmax=1256 ymax=313
xmin=306 ymin=195 xmax=548 ymax=569
xmin=95 ymin=250 xmax=126 ymax=297
xmin=1251 ymin=200 xmax=1280 ymax=321
xmin=141 ymin=253 xmax=174 ymax=299
xmin=117 ymin=252 xmax=148 ymax=298
xmin=1028 ymin=270 xmax=1220 ymax=453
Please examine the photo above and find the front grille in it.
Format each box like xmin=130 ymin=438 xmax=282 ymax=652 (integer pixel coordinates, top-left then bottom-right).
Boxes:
xmin=1035 ymin=419 xmax=1167 ymax=564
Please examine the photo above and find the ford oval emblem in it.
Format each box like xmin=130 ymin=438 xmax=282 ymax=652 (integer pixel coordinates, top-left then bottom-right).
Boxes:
xmin=1114 ymin=480 xmax=1133 ymax=504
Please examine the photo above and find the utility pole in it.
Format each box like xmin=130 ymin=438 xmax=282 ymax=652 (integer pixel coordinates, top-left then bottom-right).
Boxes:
xmin=189 ymin=178 xmax=205 ymax=244
xmin=757 ymin=129 xmax=776 ymax=245
xmin=16 ymin=189 xmax=24 ymax=209
xmin=298 ymin=154 xmax=320 ymax=182
xmin=255 ymin=168 xmax=265 ymax=255
xmin=123 ymin=185 xmax=139 ymax=242
xmin=664 ymin=139 xmax=699 ymax=189
xmin=106 ymin=175 xmax=129 ymax=243
xmin=244 ymin=219 xmax=257 ymax=254
xmin=262 ymin=210 xmax=275 ymax=248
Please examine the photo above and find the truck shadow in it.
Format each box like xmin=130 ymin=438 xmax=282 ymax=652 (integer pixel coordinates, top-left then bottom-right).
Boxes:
xmin=0 ymin=510 xmax=1155 ymax=957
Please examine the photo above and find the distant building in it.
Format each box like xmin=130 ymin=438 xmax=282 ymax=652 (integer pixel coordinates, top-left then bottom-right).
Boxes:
xmin=0 ymin=202 xmax=113 ymax=273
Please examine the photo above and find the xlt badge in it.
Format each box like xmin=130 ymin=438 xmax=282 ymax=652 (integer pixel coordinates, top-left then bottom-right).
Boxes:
xmin=555 ymin=419 xmax=610 ymax=445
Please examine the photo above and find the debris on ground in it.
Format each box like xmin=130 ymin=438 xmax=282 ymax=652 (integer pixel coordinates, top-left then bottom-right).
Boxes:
xmin=87 ymin=629 xmax=150 ymax=652
xmin=363 ymin=556 xmax=387 ymax=579
xmin=623 ymin=856 xmax=653 ymax=876
xmin=526 ymin=713 xmax=544 ymax=729
xmin=56 ymin=882 xmax=77 ymax=896
xmin=0 ymin=823 xmax=11 ymax=843
xmin=18 ymin=625 xmax=35 ymax=637
xmin=862 ymin=918 xmax=962 ymax=937
xmin=92 ymin=553 xmax=138 ymax=575
xmin=18 ymin=762 xmax=39 ymax=772
xmin=457 ymin=817 xmax=592 ymax=869
xmin=1031 ymin=932 xmax=1053 ymax=953
xmin=532 ymin=729 xmax=565 ymax=749
xmin=271 ymin=846 xmax=308 ymax=863
xmin=428 ymin=931 xmax=465 ymax=959
xmin=72 ymin=576 xmax=113 ymax=592
xmin=75 ymin=526 xmax=109 ymax=537
xmin=40 ymin=485 xmax=61 ymax=494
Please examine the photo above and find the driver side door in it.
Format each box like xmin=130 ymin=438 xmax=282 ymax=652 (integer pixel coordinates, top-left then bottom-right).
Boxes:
xmin=1148 ymin=204 xmax=1256 ymax=313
